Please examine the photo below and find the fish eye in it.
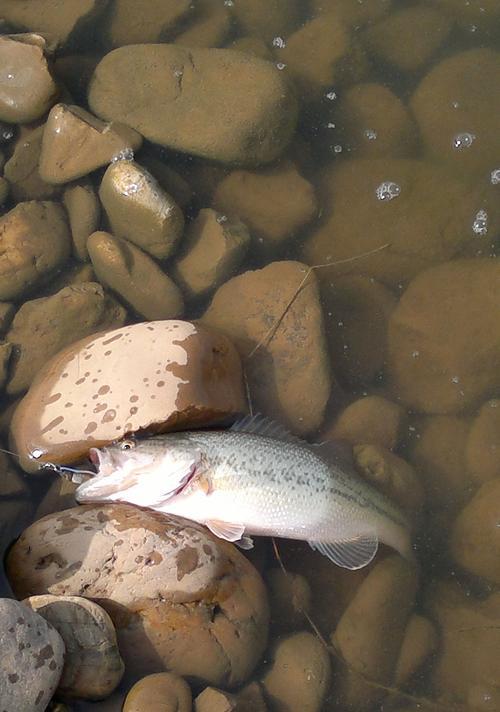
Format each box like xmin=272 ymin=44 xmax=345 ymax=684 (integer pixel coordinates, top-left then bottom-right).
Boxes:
xmin=119 ymin=439 xmax=136 ymax=451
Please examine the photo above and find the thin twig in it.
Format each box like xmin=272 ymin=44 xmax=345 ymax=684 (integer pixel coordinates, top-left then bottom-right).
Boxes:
xmin=246 ymin=244 xmax=390 ymax=361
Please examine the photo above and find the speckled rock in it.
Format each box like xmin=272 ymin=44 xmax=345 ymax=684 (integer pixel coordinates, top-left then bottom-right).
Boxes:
xmin=173 ymin=209 xmax=250 ymax=300
xmin=98 ymin=160 xmax=184 ymax=259
xmin=363 ymin=7 xmax=451 ymax=72
xmin=123 ymin=672 xmax=192 ymax=712
xmin=4 ymin=125 xmax=61 ymax=201
xmin=62 ymin=181 xmax=101 ymax=261
xmin=24 ymin=594 xmax=124 ymax=700
xmin=450 ymin=478 xmax=500 ymax=585
xmin=201 ymin=261 xmax=331 ymax=435
xmin=39 ymin=104 xmax=143 ymax=184
xmin=303 ymin=160 xmax=500 ymax=289
xmin=0 ymin=201 xmax=71 ymax=301
xmin=327 ymin=395 xmax=405 ymax=451
xmin=0 ymin=35 xmax=58 ymax=123
xmin=332 ymin=555 xmax=418 ymax=710
xmin=6 ymin=504 xmax=269 ymax=687
xmin=427 ymin=580 xmax=500 ymax=709
xmin=212 ymin=161 xmax=317 ymax=253
xmin=10 ymin=320 xmax=247 ymax=472
xmin=106 ymin=0 xmax=192 ymax=46
xmin=88 ymin=44 xmax=298 ymax=165
xmin=6 ymin=282 xmax=126 ymax=396
xmin=387 ymin=259 xmax=500 ymax=414
xmin=465 ymin=399 xmax=500 ymax=486
xmin=0 ymin=597 xmax=65 ymax=711
xmin=335 ymin=83 xmax=418 ymax=159
xmin=411 ymin=49 xmax=500 ymax=177
xmin=87 ymin=231 xmax=184 ymax=320
xmin=0 ymin=0 xmax=110 ymax=48
xmin=261 ymin=631 xmax=331 ymax=712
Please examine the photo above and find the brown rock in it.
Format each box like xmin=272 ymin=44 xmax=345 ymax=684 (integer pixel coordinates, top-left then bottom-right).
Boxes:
xmin=212 ymin=161 xmax=317 ymax=252
xmin=279 ymin=12 xmax=362 ymax=98
xmin=98 ymin=160 xmax=184 ymax=259
xmin=139 ymin=154 xmax=192 ymax=210
xmin=387 ymin=259 xmax=500 ymax=414
xmin=88 ymin=44 xmax=298 ymax=165
xmin=173 ymin=209 xmax=250 ymax=300
xmin=87 ymin=231 xmax=184 ymax=320
xmin=0 ymin=0 xmax=109 ymax=48
xmin=201 ymin=261 xmax=331 ymax=435
xmin=364 ymin=7 xmax=451 ymax=72
xmin=310 ymin=0 xmax=391 ymax=27
xmin=0 ymin=35 xmax=58 ymax=123
xmin=303 ymin=160 xmax=500 ymax=288
xmin=174 ymin=0 xmax=231 ymax=48
xmin=229 ymin=0 xmax=302 ymax=43
xmin=3 ymin=124 xmax=60 ymax=201
xmin=6 ymin=282 xmax=126 ymax=396
xmin=107 ymin=0 xmax=192 ymax=47
xmin=427 ymin=580 xmax=500 ymax=708
xmin=327 ymin=395 xmax=405 ymax=450
xmin=6 ymin=504 xmax=269 ymax=687
xmin=24 ymin=594 xmax=124 ymax=700
xmin=332 ymin=555 xmax=418 ymax=710
xmin=35 ymin=477 xmax=79 ymax=520
xmin=394 ymin=614 xmax=438 ymax=687
xmin=450 ymin=478 xmax=500 ymax=585
xmin=0 ymin=342 xmax=12 ymax=391
xmin=124 ymin=672 xmax=192 ymax=712
xmin=266 ymin=568 xmax=312 ymax=633
xmin=62 ymin=181 xmax=101 ymax=261
xmin=195 ymin=687 xmax=236 ymax=712
xmin=465 ymin=399 xmax=500 ymax=486
xmin=39 ymin=104 xmax=143 ymax=184
xmin=10 ymin=319 xmax=247 ymax=472
xmin=335 ymin=83 xmax=417 ymax=159
xmin=411 ymin=49 xmax=500 ymax=177
xmin=0 ymin=177 xmax=8 ymax=205
xmin=229 ymin=37 xmax=273 ymax=61
xmin=261 ymin=631 xmax=331 ymax=712
xmin=0 ymin=201 xmax=71 ymax=300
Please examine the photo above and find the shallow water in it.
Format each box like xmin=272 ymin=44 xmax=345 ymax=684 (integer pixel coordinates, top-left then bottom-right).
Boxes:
xmin=1 ymin=1 xmax=500 ymax=710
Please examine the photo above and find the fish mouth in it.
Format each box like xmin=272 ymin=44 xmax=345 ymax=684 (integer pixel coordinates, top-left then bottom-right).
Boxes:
xmin=89 ymin=448 xmax=100 ymax=468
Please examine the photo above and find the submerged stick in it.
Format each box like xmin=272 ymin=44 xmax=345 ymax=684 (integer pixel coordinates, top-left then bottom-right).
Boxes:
xmin=246 ymin=243 xmax=390 ymax=361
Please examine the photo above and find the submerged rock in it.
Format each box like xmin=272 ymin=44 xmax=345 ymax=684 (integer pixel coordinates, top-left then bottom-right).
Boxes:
xmin=88 ymin=44 xmax=298 ymax=165
xmin=10 ymin=319 xmax=246 ymax=472
xmin=6 ymin=504 xmax=269 ymax=687
xmin=123 ymin=672 xmax=192 ymax=712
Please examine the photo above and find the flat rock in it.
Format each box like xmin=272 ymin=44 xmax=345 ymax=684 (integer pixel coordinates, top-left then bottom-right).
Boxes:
xmin=0 ymin=35 xmax=58 ymax=123
xmin=88 ymin=44 xmax=298 ymax=165
xmin=6 ymin=281 xmax=126 ymax=396
xmin=201 ymin=261 xmax=331 ymax=435
xmin=10 ymin=319 xmax=247 ymax=472
xmin=39 ymin=104 xmax=142 ymax=184
xmin=24 ymin=594 xmax=124 ymax=700
xmin=6 ymin=504 xmax=269 ymax=687
xmin=0 ymin=597 xmax=65 ymax=711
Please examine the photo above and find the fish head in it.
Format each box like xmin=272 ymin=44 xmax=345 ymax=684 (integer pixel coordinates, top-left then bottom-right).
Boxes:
xmin=75 ymin=435 xmax=201 ymax=507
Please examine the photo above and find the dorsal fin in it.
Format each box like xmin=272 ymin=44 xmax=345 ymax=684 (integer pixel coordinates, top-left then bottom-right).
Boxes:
xmin=230 ymin=414 xmax=305 ymax=445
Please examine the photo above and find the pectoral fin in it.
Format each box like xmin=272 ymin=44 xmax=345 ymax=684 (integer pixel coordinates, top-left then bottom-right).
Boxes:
xmin=206 ymin=519 xmax=246 ymax=543
xmin=308 ymin=534 xmax=379 ymax=570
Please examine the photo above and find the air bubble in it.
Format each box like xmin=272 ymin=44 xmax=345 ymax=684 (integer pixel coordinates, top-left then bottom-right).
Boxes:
xmin=472 ymin=208 xmax=488 ymax=236
xmin=375 ymin=181 xmax=401 ymax=201
xmin=276 ymin=62 xmax=287 ymax=71
xmin=333 ymin=144 xmax=343 ymax=154
xmin=452 ymin=132 xmax=476 ymax=150
xmin=111 ymin=147 xmax=135 ymax=163
xmin=326 ymin=90 xmax=337 ymax=101
xmin=272 ymin=37 xmax=286 ymax=48
xmin=364 ymin=128 xmax=377 ymax=141
xmin=490 ymin=168 xmax=500 ymax=185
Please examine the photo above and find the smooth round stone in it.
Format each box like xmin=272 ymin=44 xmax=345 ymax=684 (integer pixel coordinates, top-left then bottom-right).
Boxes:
xmin=88 ymin=44 xmax=298 ymax=165
xmin=6 ymin=504 xmax=269 ymax=687
xmin=10 ymin=319 xmax=246 ymax=472
xmin=0 ymin=597 xmax=65 ymax=711
xmin=39 ymin=104 xmax=143 ymax=185
xmin=3 ymin=125 xmax=61 ymax=202
xmin=87 ymin=231 xmax=184 ymax=320
xmin=62 ymin=181 xmax=101 ymax=261
xmin=0 ymin=201 xmax=71 ymax=300
xmin=98 ymin=160 xmax=184 ymax=259
xmin=0 ymin=35 xmax=58 ymax=123
xmin=123 ymin=672 xmax=191 ymax=712
xmin=24 ymin=594 xmax=124 ymax=700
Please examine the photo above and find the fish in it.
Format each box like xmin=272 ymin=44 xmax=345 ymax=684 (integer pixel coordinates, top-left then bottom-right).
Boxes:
xmin=75 ymin=415 xmax=413 ymax=570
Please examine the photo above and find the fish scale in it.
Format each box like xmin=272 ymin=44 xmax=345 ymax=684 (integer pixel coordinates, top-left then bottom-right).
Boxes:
xmin=75 ymin=417 xmax=413 ymax=570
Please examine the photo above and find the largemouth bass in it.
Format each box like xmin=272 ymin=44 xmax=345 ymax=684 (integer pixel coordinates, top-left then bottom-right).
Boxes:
xmin=75 ymin=415 xmax=413 ymax=570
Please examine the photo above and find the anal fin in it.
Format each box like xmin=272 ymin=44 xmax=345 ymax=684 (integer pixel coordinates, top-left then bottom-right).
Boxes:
xmin=206 ymin=519 xmax=246 ymax=543
xmin=308 ymin=534 xmax=379 ymax=570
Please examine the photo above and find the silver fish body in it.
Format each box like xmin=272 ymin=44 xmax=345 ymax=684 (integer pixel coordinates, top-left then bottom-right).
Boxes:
xmin=76 ymin=420 xmax=412 ymax=570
